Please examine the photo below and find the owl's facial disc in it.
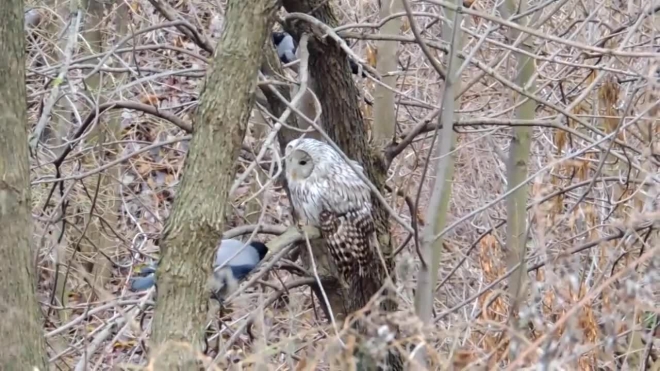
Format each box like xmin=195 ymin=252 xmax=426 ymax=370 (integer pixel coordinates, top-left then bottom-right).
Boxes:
xmin=287 ymin=149 xmax=314 ymax=180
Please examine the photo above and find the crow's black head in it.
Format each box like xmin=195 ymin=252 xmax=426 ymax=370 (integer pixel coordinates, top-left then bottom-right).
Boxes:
xmin=249 ymin=241 xmax=269 ymax=261
xmin=272 ymin=31 xmax=286 ymax=46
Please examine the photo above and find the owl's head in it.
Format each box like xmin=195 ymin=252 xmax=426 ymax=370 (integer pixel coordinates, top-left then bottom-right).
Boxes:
xmin=285 ymin=139 xmax=315 ymax=181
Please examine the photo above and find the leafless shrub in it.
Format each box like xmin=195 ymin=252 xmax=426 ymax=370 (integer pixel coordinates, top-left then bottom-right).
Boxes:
xmin=23 ymin=0 xmax=660 ymax=369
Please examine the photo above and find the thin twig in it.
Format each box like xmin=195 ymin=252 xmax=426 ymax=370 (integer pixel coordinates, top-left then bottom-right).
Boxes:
xmin=30 ymin=8 xmax=82 ymax=151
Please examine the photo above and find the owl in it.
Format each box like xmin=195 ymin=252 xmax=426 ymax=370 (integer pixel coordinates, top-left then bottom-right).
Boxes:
xmin=284 ymin=138 xmax=374 ymax=278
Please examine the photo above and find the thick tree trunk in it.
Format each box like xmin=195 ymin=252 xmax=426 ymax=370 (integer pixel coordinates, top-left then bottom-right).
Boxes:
xmin=149 ymin=0 xmax=278 ymax=367
xmin=0 ymin=0 xmax=48 ymax=369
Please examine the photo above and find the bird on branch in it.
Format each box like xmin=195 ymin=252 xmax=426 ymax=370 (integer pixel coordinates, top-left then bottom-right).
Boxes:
xmin=285 ymin=138 xmax=375 ymax=280
xmin=271 ymin=31 xmax=373 ymax=109
xmin=129 ymin=239 xmax=268 ymax=302
xmin=272 ymin=31 xmax=368 ymax=77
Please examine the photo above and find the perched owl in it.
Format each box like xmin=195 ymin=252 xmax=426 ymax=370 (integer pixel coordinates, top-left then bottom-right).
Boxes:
xmin=285 ymin=138 xmax=374 ymax=278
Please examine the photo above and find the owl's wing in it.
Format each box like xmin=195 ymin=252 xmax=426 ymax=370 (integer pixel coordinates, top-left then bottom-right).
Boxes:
xmin=316 ymin=173 xmax=371 ymax=217
xmin=318 ymin=206 xmax=374 ymax=278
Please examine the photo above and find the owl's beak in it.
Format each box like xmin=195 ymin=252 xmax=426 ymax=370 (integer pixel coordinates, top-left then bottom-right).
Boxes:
xmin=289 ymin=169 xmax=298 ymax=180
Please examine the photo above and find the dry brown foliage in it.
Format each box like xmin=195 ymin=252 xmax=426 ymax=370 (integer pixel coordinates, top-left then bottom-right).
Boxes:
xmin=22 ymin=0 xmax=660 ymax=369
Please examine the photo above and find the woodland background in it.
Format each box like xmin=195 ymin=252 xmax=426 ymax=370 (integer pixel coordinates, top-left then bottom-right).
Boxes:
xmin=1 ymin=0 xmax=660 ymax=369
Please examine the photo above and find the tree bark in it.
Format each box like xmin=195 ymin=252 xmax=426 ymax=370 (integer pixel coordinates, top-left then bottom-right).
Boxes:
xmin=373 ymin=0 xmax=403 ymax=145
xmin=0 ymin=0 xmax=49 ymax=368
xmin=149 ymin=0 xmax=278 ymax=367
xmin=411 ymin=0 xmax=463 ymax=366
xmin=498 ymin=0 xmax=535 ymax=359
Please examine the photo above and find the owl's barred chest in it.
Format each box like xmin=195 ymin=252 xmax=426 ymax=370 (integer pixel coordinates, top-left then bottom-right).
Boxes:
xmin=289 ymin=183 xmax=324 ymax=226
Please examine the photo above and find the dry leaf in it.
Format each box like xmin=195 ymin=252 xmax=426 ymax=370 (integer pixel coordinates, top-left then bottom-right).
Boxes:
xmin=130 ymin=0 xmax=140 ymax=12
xmin=401 ymin=18 xmax=410 ymax=32
xmin=139 ymin=94 xmax=161 ymax=106
xmin=366 ymin=44 xmax=377 ymax=67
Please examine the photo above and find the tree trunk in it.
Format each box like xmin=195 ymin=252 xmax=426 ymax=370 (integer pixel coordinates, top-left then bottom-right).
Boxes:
xmin=0 ymin=0 xmax=49 ymax=368
xmin=373 ymin=0 xmax=403 ymax=146
xmin=412 ymin=0 xmax=463 ymax=367
xmin=498 ymin=0 xmax=535 ymax=359
xmin=149 ymin=0 xmax=278 ymax=368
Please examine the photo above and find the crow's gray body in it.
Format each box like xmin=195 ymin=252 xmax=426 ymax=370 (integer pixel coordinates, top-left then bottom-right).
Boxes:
xmin=129 ymin=239 xmax=268 ymax=300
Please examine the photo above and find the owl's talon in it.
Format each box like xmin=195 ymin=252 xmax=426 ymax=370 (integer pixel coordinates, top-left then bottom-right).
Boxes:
xmin=291 ymin=219 xmax=305 ymax=235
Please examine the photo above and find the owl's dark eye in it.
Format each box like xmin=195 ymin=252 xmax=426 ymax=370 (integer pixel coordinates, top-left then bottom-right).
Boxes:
xmin=299 ymin=160 xmax=307 ymax=166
